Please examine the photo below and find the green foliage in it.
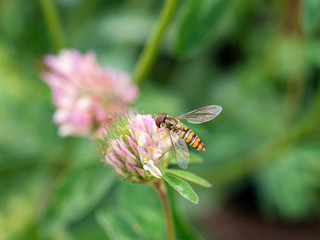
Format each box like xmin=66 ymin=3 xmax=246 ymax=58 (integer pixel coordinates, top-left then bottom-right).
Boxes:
xmin=174 ymin=0 xmax=236 ymax=57
xmin=0 ymin=169 xmax=50 ymax=239
xmin=164 ymin=174 xmax=199 ymax=204
xmin=96 ymin=182 xmax=200 ymax=239
xmin=42 ymin=164 xmax=115 ymax=230
xmin=166 ymin=169 xmax=211 ymax=187
xmin=254 ymin=145 xmax=320 ymax=221
xmin=303 ymin=0 xmax=320 ymax=34
xmin=96 ymin=183 xmax=166 ymax=240
xmin=96 ymin=208 xmax=143 ymax=240
xmin=1 ymin=0 xmax=320 ymax=238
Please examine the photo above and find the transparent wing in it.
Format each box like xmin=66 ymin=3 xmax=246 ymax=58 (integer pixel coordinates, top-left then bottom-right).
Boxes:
xmin=177 ymin=105 xmax=222 ymax=124
xmin=168 ymin=130 xmax=189 ymax=169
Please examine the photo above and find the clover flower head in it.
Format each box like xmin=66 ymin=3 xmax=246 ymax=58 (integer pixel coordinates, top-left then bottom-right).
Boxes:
xmin=41 ymin=49 xmax=139 ymax=137
xmin=102 ymin=113 xmax=171 ymax=183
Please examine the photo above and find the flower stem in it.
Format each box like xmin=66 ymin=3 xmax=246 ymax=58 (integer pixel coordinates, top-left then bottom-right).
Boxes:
xmin=38 ymin=0 xmax=65 ymax=52
xmin=152 ymin=180 xmax=175 ymax=240
xmin=132 ymin=0 xmax=179 ymax=85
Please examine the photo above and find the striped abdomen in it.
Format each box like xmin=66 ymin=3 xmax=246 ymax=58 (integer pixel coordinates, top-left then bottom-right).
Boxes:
xmin=175 ymin=126 xmax=205 ymax=151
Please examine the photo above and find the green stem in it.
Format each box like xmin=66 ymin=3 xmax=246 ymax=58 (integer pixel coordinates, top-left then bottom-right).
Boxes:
xmin=38 ymin=0 xmax=65 ymax=52
xmin=132 ymin=0 xmax=179 ymax=85
xmin=152 ymin=180 xmax=175 ymax=240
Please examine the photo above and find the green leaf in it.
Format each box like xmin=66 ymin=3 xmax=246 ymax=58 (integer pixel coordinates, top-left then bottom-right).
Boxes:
xmin=175 ymin=0 xmax=235 ymax=56
xmin=166 ymin=169 xmax=211 ymax=187
xmin=164 ymin=174 xmax=199 ymax=204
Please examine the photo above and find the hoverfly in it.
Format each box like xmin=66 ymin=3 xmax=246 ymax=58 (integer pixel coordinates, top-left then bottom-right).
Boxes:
xmin=154 ymin=105 xmax=222 ymax=169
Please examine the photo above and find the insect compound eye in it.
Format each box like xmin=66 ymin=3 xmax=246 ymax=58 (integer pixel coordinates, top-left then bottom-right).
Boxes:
xmin=155 ymin=113 xmax=167 ymax=128
xmin=155 ymin=116 xmax=164 ymax=128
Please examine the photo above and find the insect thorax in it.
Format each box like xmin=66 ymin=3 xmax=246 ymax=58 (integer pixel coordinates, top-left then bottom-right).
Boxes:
xmin=163 ymin=117 xmax=181 ymax=130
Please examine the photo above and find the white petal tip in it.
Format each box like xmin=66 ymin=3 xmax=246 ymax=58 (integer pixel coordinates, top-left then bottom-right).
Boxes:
xmin=143 ymin=160 xmax=162 ymax=179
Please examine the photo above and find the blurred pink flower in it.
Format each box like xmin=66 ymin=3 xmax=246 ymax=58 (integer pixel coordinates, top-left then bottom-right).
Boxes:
xmin=41 ymin=49 xmax=139 ymax=137
xmin=103 ymin=113 xmax=171 ymax=183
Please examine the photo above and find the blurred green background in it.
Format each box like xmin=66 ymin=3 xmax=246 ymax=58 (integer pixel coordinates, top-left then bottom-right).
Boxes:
xmin=1 ymin=0 xmax=320 ymax=239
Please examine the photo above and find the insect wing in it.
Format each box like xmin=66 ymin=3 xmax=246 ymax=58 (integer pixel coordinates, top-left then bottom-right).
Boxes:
xmin=169 ymin=131 xmax=189 ymax=169
xmin=177 ymin=105 xmax=222 ymax=124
